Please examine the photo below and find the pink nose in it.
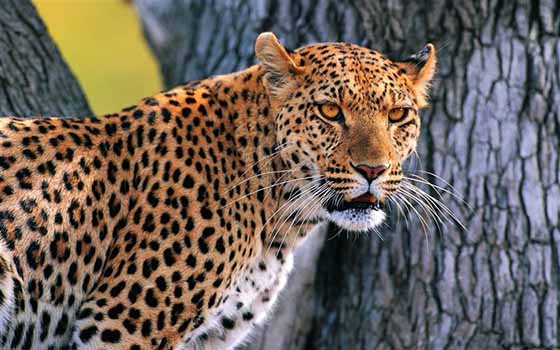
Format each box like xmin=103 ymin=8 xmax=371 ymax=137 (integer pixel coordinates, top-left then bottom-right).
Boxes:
xmin=352 ymin=163 xmax=389 ymax=183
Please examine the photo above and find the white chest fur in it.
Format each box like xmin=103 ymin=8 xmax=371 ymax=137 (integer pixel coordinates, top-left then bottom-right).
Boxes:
xmin=179 ymin=231 xmax=299 ymax=350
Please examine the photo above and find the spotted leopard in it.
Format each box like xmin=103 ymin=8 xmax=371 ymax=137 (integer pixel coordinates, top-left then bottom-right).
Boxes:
xmin=0 ymin=32 xmax=436 ymax=349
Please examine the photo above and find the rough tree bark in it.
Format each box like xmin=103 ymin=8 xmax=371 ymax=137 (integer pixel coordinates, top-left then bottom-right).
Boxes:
xmin=0 ymin=0 xmax=92 ymax=116
xmin=140 ymin=1 xmax=559 ymax=349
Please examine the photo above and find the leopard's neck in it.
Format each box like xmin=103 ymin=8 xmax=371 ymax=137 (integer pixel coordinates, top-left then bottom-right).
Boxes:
xmin=206 ymin=66 xmax=313 ymax=251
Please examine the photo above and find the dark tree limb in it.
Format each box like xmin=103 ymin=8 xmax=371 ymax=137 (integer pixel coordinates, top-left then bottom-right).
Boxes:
xmin=0 ymin=0 xmax=92 ymax=116
xmin=135 ymin=1 xmax=560 ymax=349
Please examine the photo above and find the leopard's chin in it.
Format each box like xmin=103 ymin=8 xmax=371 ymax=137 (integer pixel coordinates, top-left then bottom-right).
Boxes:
xmin=326 ymin=208 xmax=386 ymax=232
xmin=324 ymin=194 xmax=386 ymax=232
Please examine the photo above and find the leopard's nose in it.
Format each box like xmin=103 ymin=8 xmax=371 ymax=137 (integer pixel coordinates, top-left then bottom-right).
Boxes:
xmin=352 ymin=163 xmax=389 ymax=183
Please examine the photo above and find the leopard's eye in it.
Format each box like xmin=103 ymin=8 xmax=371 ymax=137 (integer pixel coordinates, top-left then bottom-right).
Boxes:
xmin=318 ymin=102 xmax=343 ymax=121
xmin=388 ymin=107 xmax=411 ymax=123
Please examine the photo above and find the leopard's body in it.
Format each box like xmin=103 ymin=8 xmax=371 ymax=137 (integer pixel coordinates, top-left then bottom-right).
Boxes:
xmin=0 ymin=33 xmax=436 ymax=349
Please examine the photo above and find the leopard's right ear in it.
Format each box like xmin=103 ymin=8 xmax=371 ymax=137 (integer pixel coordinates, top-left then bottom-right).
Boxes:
xmin=395 ymin=44 xmax=437 ymax=108
xmin=255 ymin=32 xmax=304 ymax=99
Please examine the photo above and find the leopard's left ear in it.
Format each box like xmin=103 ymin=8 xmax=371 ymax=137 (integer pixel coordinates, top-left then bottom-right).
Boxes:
xmin=255 ymin=32 xmax=304 ymax=99
xmin=396 ymin=44 xmax=437 ymax=108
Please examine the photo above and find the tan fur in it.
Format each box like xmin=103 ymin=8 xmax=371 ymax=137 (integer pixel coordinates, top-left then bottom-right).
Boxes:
xmin=396 ymin=43 xmax=437 ymax=108
xmin=255 ymin=33 xmax=305 ymax=103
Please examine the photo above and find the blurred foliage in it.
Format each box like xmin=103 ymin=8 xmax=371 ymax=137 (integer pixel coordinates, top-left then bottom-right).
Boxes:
xmin=34 ymin=0 xmax=161 ymax=115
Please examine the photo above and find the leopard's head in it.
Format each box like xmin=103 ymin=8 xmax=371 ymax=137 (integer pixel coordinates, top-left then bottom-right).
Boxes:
xmin=256 ymin=33 xmax=436 ymax=232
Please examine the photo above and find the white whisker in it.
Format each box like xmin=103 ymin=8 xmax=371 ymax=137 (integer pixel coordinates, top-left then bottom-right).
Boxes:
xmin=401 ymin=181 xmax=467 ymax=231
xmin=280 ymin=185 xmax=332 ymax=254
xmin=264 ymin=179 xmax=325 ymax=254
xmin=405 ymin=173 xmax=472 ymax=211
xmin=225 ymin=169 xmax=295 ymax=195
xmin=393 ymin=191 xmax=431 ymax=250
xmin=221 ymin=175 xmax=317 ymax=209
xmin=397 ymin=185 xmax=446 ymax=234
xmin=270 ymin=182 xmax=330 ymax=254
xmin=235 ymin=141 xmax=294 ymax=180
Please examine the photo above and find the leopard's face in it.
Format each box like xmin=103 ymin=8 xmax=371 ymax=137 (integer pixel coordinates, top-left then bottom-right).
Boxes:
xmin=256 ymin=34 xmax=436 ymax=232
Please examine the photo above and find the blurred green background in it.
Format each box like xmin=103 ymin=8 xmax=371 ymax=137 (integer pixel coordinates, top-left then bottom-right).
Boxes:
xmin=34 ymin=0 xmax=161 ymax=115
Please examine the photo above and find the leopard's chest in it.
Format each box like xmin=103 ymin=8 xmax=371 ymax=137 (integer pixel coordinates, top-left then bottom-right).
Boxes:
xmin=179 ymin=244 xmax=295 ymax=350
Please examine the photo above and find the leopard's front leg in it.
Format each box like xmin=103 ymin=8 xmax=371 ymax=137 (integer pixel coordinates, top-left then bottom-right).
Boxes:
xmin=180 ymin=248 xmax=294 ymax=350
xmin=0 ymin=242 xmax=23 ymax=347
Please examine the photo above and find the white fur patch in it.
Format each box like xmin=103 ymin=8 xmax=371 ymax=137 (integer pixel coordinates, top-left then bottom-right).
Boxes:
xmin=178 ymin=243 xmax=296 ymax=350
xmin=0 ymin=239 xmax=15 ymax=334
xmin=328 ymin=208 xmax=386 ymax=232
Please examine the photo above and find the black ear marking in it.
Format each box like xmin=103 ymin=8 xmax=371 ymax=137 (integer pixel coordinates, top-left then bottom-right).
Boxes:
xmin=397 ymin=44 xmax=434 ymax=70
xmin=393 ymin=43 xmax=437 ymax=108
xmin=413 ymin=44 xmax=433 ymax=60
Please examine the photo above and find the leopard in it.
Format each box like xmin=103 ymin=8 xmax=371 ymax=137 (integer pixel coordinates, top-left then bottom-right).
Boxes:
xmin=0 ymin=32 xmax=436 ymax=350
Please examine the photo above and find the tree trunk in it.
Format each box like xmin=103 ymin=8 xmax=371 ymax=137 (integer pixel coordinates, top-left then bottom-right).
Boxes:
xmin=0 ymin=0 xmax=92 ymax=116
xmin=136 ymin=1 xmax=560 ymax=349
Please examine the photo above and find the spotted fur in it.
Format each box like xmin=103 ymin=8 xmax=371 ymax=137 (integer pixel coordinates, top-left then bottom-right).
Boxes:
xmin=0 ymin=33 xmax=436 ymax=349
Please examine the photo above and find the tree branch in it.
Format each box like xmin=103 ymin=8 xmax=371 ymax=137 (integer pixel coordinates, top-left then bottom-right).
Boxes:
xmin=0 ymin=0 xmax=92 ymax=116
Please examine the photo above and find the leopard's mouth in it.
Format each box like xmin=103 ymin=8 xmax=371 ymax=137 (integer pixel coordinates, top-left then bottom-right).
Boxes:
xmin=325 ymin=193 xmax=385 ymax=212
xmin=323 ymin=192 xmax=387 ymax=232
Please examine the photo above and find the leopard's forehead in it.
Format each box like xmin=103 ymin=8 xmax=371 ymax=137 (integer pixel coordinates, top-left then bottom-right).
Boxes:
xmin=295 ymin=43 xmax=414 ymax=111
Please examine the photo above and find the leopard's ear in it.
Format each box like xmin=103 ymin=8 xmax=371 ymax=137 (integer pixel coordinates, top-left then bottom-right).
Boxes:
xmin=255 ymin=32 xmax=304 ymax=99
xmin=396 ymin=44 xmax=437 ymax=108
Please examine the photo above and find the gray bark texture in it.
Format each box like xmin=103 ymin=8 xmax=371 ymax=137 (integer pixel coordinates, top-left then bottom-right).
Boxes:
xmin=135 ymin=1 xmax=560 ymax=349
xmin=0 ymin=0 xmax=92 ymax=116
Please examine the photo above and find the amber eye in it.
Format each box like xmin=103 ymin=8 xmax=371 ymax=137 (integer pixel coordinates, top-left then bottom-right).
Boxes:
xmin=388 ymin=107 xmax=411 ymax=123
xmin=318 ymin=102 xmax=343 ymax=121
